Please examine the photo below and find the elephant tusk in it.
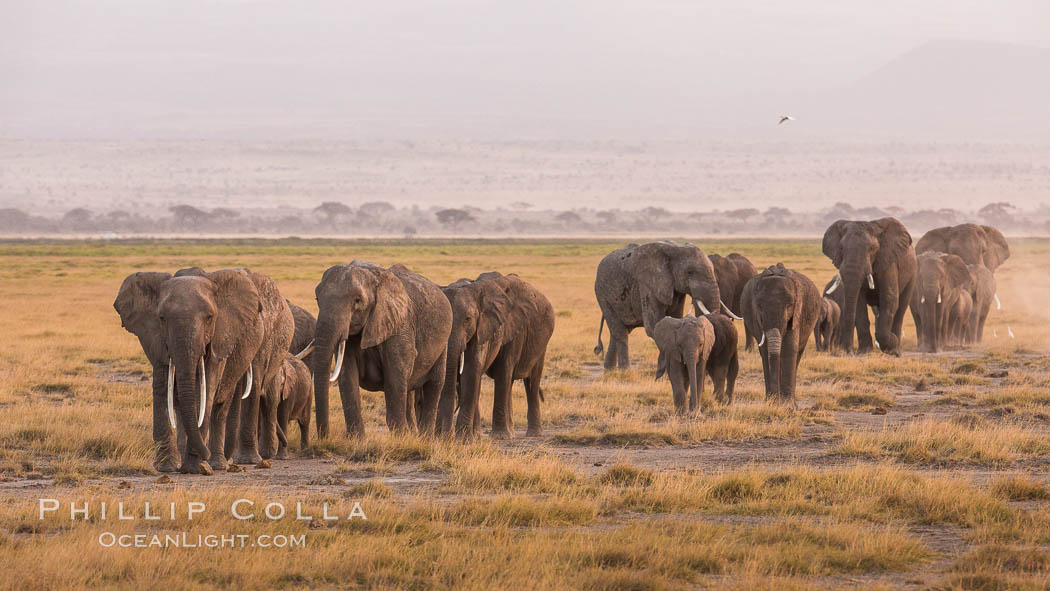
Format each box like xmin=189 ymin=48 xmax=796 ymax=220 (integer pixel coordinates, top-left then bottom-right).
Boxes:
xmin=720 ymin=300 xmax=743 ymax=320
xmin=197 ymin=357 xmax=207 ymax=428
xmin=696 ymin=301 xmax=711 ymax=316
xmin=329 ymin=339 xmax=346 ymax=383
xmin=994 ymin=294 xmax=1001 ymax=310
xmin=937 ymin=293 xmax=941 ymax=304
xmin=825 ymin=274 xmax=842 ymax=295
xmin=166 ymin=360 xmax=176 ymax=431
xmin=294 ymin=340 xmax=315 ymax=360
xmin=1007 ymin=326 xmax=1015 ymax=339
xmin=757 ymin=333 xmax=765 ymax=348
xmin=241 ymin=364 xmax=253 ymax=400
xmin=458 ymin=351 xmax=465 ymax=375
xmin=874 ymin=340 xmax=881 ymax=350
xmin=920 ymin=296 xmax=925 ymax=304
xmin=993 ymin=328 xmax=998 ymax=338
xmin=867 ymin=274 xmax=875 ymax=290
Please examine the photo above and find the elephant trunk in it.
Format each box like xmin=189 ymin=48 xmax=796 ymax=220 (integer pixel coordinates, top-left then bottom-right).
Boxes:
xmin=686 ymin=356 xmax=699 ymax=411
xmin=173 ymin=345 xmax=209 ymax=463
xmin=836 ymin=257 xmax=869 ymax=352
xmin=919 ymin=284 xmax=939 ymax=352
xmin=311 ymin=336 xmax=335 ymax=439
xmin=764 ymin=328 xmax=782 ymax=399
xmin=439 ymin=333 xmax=466 ymax=436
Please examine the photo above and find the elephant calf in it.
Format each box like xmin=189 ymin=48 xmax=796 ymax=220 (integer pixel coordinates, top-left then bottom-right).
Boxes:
xmin=814 ymin=296 xmax=841 ymax=352
xmin=654 ymin=315 xmax=715 ymax=416
xmin=704 ymin=313 xmax=739 ymax=405
xmin=275 ymin=352 xmax=312 ymax=459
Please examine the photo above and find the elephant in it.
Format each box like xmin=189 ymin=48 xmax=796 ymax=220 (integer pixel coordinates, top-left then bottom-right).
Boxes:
xmin=653 ymin=315 xmax=715 ymax=415
xmin=916 ymin=224 xmax=1009 ymax=271
xmin=465 ymin=272 xmax=556 ymax=438
xmin=813 ymin=296 xmax=841 ymax=352
xmin=740 ymin=264 xmax=820 ymax=403
xmin=275 ymin=352 xmax=312 ymax=459
xmin=708 ymin=253 xmax=757 ymax=349
xmin=287 ymin=300 xmax=317 ymax=366
xmin=594 ymin=242 xmax=723 ymax=370
xmin=703 ymin=313 xmax=739 ymax=405
xmin=436 ymin=277 xmax=513 ymax=438
xmin=822 ymin=218 xmax=917 ymax=355
xmin=114 ymin=268 xmax=293 ymax=474
xmin=312 ymin=262 xmax=452 ymax=438
xmin=947 ymin=288 xmax=973 ymax=348
xmin=966 ymin=264 xmax=998 ymax=344
xmin=910 ymin=252 xmax=973 ymax=353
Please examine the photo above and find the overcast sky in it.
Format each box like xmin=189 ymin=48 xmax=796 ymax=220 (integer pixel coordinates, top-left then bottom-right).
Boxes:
xmin=2 ymin=0 xmax=1047 ymax=138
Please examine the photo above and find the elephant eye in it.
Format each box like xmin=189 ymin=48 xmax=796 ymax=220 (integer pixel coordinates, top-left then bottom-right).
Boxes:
xmin=158 ymin=315 xmax=165 ymax=323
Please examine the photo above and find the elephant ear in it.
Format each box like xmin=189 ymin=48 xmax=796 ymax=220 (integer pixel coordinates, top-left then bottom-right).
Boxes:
xmin=698 ymin=317 xmax=715 ymax=361
xmin=114 ymin=272 xmax=172 ymax=365
xmin=476 ymin=281 xmax=510 ymax=345
xmin=945 ymin=255 xmax=973 ymax=291
xmin=821 ymin=220 xmax=848 ymax=268
xmin=915 ymin=227 xmax=949 ymax=256
xmin=874 ymin=218 xmax=913 ymax=270
xmin=207 ymin=269 xmax=262 ymax=360
xmin=631 ymin=244 xmax=674 ymax=307
xmin=980 ymin=226 xmax=1009 ymax=270
xmin=361 ymin=268 xmax=410 ymax=350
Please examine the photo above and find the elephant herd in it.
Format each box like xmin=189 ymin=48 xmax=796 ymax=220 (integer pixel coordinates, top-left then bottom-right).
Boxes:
xmin=115 ymin=262 xmax=554 ymax=474
xmin=592 ymin=221 xmax=1009 ymax=414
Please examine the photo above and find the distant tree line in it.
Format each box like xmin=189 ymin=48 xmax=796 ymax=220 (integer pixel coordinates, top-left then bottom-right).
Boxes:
xmin=1 ymin=200 xmax=1047 ymax=236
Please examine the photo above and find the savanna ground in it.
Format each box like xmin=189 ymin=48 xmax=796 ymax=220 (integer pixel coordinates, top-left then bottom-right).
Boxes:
xmin=1 ymin=238 xmax=1049 ymax=590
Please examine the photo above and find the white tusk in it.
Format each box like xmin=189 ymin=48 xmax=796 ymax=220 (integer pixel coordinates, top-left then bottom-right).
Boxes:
xmin=241 ymin=364 xmax=253 ymax=400
xmin=720 ymin=300 xmax=743 ymax=320
xmin=874 ymin=340 xmax=881 ymax=350
xmin=867 ymin=274 xmax=875 ymax=290
xmin=1007 ymin=326 xmax=1015 ymax=339
xmin=994 ymin=294 xmax=1001 ymax=310
xmin=458 ymin=351 xmax=465 ymax=375
xmin=993 ymin=328 xmax=998 ymax=338
xmin=329 ymin=339 xmax=346 ymax=383
xmin=166 ymin=360 xmax=176 ymax=431
xmin=920 ymin=296 xmax=925 ymax=304
xmin=696 ymin=301 xmax=711 ymax=316
xmin=825 ymin=274 xmax=841 ymax=295
xmin=197 ymin=357 xmax=207 ymax=428
xmin=937 ymin=293 xmax=941 ymax=304
xmin=294 ymin=341 xmax=315 ymax=360
xmin=757 ymin=333 xmax=765 ymax=348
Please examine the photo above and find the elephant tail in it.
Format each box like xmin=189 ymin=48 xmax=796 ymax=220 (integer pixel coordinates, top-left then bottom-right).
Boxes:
xmin=593 ymin=315 xmax=606 ymax=356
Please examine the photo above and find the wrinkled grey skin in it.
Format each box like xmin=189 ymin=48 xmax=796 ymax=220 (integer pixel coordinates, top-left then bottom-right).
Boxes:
xmin=653 ymin=316 xmax=715 ymax=415
xmin=703 ymin=313 xmax=739 ymax=405
xmin=813 ymin=296 xmax=841 ymax=352
xmin=287 ymin=300 xmax=316 ymax=366
xmin=910 ymin=252 xmax=973 ymax=353
xmin=594 ymin=242 xmax=721 ymax=370
xmin=947 ymin=288 xmax=974 ymax=348
xmin=312 ymin=262 xmax=452 ymax=438
xmin=436 ymin=277 xmax=513 ymax=438
xmin=708 ymin=253 xmax=757 ymax=348
xmin=916 ymin=224 xmax=1009 ymax=271
xmin=822 ymin=218 xmax=916 ymax=356
xmin=965 ymin=264 xmax=997 ymax=344
xmin=114 ymin=268 xmax=292 ymax=474
xmin=275 ymin=352 xmax=312 ymax=459
xmin=469 ymin=272 xmax=555 ymax=439
xmin=741 ymin=264 xmax=820 ymax=404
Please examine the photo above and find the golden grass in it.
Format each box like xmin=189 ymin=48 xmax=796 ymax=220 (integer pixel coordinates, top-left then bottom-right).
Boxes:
xmin=830 ymin=419 xmax=1050 ymax=465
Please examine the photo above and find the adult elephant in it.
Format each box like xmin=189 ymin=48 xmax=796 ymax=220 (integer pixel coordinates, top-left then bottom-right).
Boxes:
xmin=966 ymin=264 xmax=998 ymax=344
xmin=436 ymin=277 xmax=513 ymax=437
xmin=822 ymin=218 xmax=917 ymax=355
xmin=910 ymin=252 xmax=972 ymax=353
xmin=916 ymin=224 xmax=1009 ymax=271
xmin=287 ymin=300 xmax=317 ymax=365
xmin=708 ymin=253 xmax=756 ymax=347
xmin=473 ymin=272 xmax=555 ymax=438
xmin=740 ymin=264 xmax=820 ymax=403
xmin=114 ymin=268 xmax=293 ymax=474
xmin=312 ymin=262 xmax=452 ymax=438
xmin=594 ymin=242 xmax=723 ymax=370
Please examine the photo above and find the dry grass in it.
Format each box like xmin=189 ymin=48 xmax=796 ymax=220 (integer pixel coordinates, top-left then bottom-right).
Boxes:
xmin=830 ymin=419 xmax=1050 ymax=465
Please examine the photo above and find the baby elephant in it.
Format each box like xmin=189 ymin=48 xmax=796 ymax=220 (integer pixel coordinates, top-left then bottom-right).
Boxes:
xmin=813 ymin=296 xmax=841 ymax=352
xmin=275 ymin=352 xmax=312 ymax=459
xmin=654 ymin=316 xmax=715 ymax=416
xmin=704 ymin=313 xmax=739 ymax=405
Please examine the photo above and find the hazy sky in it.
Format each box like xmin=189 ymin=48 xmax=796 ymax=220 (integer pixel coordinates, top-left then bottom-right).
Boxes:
xmin=2 ymin=0 xmax=1047 ymax=138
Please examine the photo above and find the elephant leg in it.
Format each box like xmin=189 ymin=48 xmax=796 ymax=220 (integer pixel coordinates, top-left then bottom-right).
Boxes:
xmin=854 ymin=299 xmax=874 ymax=353
xmin=711 ymin=364 xmax=727 ymax=403
xmin=489 ymin=355 xmax=514 ymax=439
xmin=259 ymin=383 xmax=280 ymax=460
xmin=339 ymin=351 xmax=366 ymax=437
xmin=207 ymin=398 xmax=231 ymax=470
xmin=299 ymin=412 xmax=310 ymax=449
xmin=523 ymin=354 xmax=545 ymax=437
xmin=780 ymin=332 xmax=800 ymax=403
xmin=151 ymin=368 xmax=180 ymax=473
xmin=417 ymin=359 xmax=444 ymax=437
xmin=224 ymin=389 xmax=241 ymax=461
xmin=276 ymin=399 xmax=291 ymax=460
xmin=404 ymin=389 xmax=418 ymax=432
xmin=726 ymin=353 xmax=738 ymax=405
xmin=233 ymin=366 xmax=263 ymax=465
xmin=668 ymin=361 xmax=687 ymax=415
xmin=606 ymin=321 xmax=630 ymax=370
xmin=383 ymin=372 xmax=410 ymax=434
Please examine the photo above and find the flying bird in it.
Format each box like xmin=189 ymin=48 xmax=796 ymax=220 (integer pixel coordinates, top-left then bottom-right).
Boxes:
xmin=778 ymin=115 xmax=795 ymax=125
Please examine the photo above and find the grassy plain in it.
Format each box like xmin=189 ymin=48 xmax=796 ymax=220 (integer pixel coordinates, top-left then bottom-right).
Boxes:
xmin=1 ymin=238 xmax=1048 ymax=590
